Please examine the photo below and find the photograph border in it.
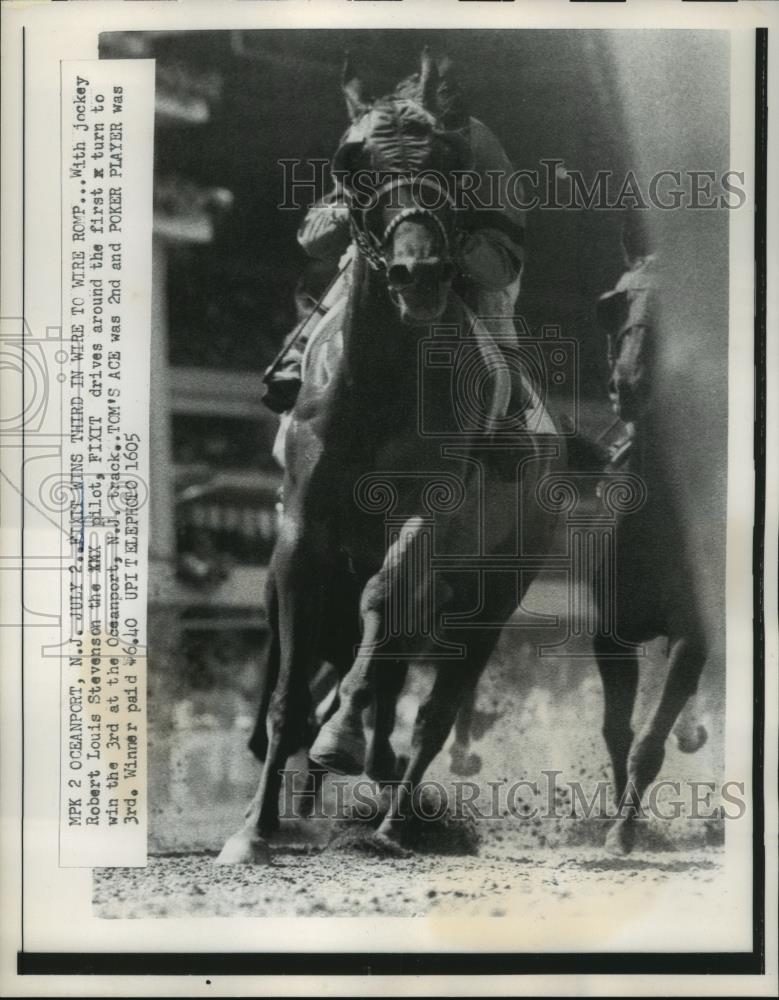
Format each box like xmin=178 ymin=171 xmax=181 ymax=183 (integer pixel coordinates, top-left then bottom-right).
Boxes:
xmin=13 ymin=24 xmax=768 ymax=982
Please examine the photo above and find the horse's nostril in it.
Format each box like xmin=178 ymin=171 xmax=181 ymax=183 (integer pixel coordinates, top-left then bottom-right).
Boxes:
xmin=388 ymin=263 xmax=413 ymax=288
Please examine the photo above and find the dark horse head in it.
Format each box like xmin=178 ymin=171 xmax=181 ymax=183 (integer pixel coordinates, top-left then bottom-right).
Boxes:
xmin=333 ymin=49 xmax=469 ymax=328
xmin=361 ymin=176 xmax=459 ymax=326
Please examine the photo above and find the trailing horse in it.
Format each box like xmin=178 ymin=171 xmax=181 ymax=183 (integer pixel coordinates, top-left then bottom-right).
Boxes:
xmin=593 ymin=249 xmax=710 ymax=855
xmin=218 ymin=64 xmax=563 ymax=862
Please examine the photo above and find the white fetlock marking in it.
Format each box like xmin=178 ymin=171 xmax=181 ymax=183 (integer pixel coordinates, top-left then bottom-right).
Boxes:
xmin=216 ymin=829 xmax=271 ymax=865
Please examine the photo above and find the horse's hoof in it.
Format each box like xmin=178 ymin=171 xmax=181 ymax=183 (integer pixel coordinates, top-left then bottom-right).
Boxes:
xmin=372 ymin=829 xmax=412 ymax=858
xmin=605 ymin=820 xmax=636 ymax=856
xmin=450 ymin=747 xmax=482 ymax=777
xmin=309 ymin=722 xmax=365 ymax=776
xmin=215 ymin=829 xmax=272 ymax=865
xmin=470 ymin=710 xmax=503 ymax=741
xmin=674 ymin=723 xmax=708 ymax=755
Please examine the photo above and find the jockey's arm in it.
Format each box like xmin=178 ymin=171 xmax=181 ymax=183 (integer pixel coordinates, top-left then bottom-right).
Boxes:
xmin=461 ymin=117 xmax=526 ymax=294
xmin=457 ymin=225 xmax=522 ymax=291
xmin=297 ymin=189 xmax=351 ymax=262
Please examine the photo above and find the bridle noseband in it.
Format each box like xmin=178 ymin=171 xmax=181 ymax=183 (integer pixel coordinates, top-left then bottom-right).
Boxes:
xmin=347 ymin=175 xmax=459 ymax=274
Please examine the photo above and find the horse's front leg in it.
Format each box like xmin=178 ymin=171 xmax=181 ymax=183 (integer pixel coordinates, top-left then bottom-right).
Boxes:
xmin=307 ymin=566 xmax=389 ymax=776
xmin=449 ymin=677 xmax=483 ymax=777
xmin=217 ymin=520 xmax=329 ymax=863
xmin=375 ymin=660 xmax=473 ymax=850
xmin=365 ymin=659 xmax=409 ymax=784
xmin=310 ymin=515 xmax=428 ymax=776
xmin=376 ymin=624 xmax=501 ymax=850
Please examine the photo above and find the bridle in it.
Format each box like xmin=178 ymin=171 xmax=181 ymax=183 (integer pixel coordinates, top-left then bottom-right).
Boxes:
xmin=346 ymin=175 xmax=460 ymax=274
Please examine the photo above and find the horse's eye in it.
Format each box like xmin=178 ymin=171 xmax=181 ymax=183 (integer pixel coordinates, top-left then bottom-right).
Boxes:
xmin=388 ymin=263 xmax=413 ymax=288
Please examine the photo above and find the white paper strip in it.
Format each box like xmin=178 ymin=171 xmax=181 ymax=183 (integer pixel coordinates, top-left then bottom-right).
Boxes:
xmin=59 ymin=59 xmax=154 ymax=867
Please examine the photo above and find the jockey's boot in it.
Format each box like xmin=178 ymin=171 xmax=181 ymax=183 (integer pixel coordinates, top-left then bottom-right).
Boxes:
xmin=261 ymin=312 xmax=310 ymax=414
xmin=262 ymin=255 xmax=353 ymax=416
xmin=261 ymin=369 xmax=302 ymax=415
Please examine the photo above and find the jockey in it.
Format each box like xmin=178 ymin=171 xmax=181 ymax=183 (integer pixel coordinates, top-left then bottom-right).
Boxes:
xmin=262 ymin=67 xmax=526 ymax=415
xmin=596 ymin=218 xmax=658 ymax=470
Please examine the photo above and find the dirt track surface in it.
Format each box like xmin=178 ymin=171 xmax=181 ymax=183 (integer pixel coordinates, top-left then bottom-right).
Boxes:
xmin=96 ymin=619 xmax=728 ymax=926
xmin=94 ymin=831 xmax=722 ymax=922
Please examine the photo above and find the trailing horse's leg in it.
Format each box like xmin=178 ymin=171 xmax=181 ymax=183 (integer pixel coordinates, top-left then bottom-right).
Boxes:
xmin=365 ymin=660 xmax=409 ymax=784
xmin=672 ymin=692 xmax=708 ymax=754
xmin=594 ymin=632 xmax=639 ymax=806
xmin=449 ymin=676 xmax=482 ymax=777
xmin=593 ymin=525 xmax=642 ymax=854
xmin=217 ymin=527 xmax=328 ymax=863
xmin=630 ymin=633 xmax=707 ymax=789
xmin=607 ymin=633 xmax=707 ymax=855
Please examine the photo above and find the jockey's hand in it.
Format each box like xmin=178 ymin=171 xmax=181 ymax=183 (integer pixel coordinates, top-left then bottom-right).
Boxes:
xmin=298 ymin=196 xmax=351 ymax=262
xmin=456 ymin=227 xmax=522 ymax=291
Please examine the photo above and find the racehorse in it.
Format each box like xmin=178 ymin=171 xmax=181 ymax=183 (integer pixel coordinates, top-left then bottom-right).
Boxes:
xmin=593 ymin=248 xmax=710 ymax=855
xmin=218 ymin=55 xmax=562 ymax=862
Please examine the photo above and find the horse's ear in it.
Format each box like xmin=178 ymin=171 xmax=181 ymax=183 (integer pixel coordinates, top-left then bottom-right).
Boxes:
xmin=342 ymin=51 xmax=369 ymax=122
xmin=419 ymin=46 xmax=439 ymax=112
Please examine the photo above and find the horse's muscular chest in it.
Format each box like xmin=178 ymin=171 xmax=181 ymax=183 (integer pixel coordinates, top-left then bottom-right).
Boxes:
xmin=300 ymin=394 xmax=464 ymax=562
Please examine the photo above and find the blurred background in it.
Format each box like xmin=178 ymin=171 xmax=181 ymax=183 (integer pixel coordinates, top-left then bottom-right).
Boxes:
xmin=99 ymin=29 xmax=730 ymax=852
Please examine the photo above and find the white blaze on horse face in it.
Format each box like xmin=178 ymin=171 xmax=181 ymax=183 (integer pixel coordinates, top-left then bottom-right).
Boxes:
xmin=387 ymin=218 xmax=453 ymax=325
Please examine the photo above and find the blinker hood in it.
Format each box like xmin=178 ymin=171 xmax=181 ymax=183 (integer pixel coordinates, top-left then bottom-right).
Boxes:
xmin=331 ymin=99 xmax=472 ymax=199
